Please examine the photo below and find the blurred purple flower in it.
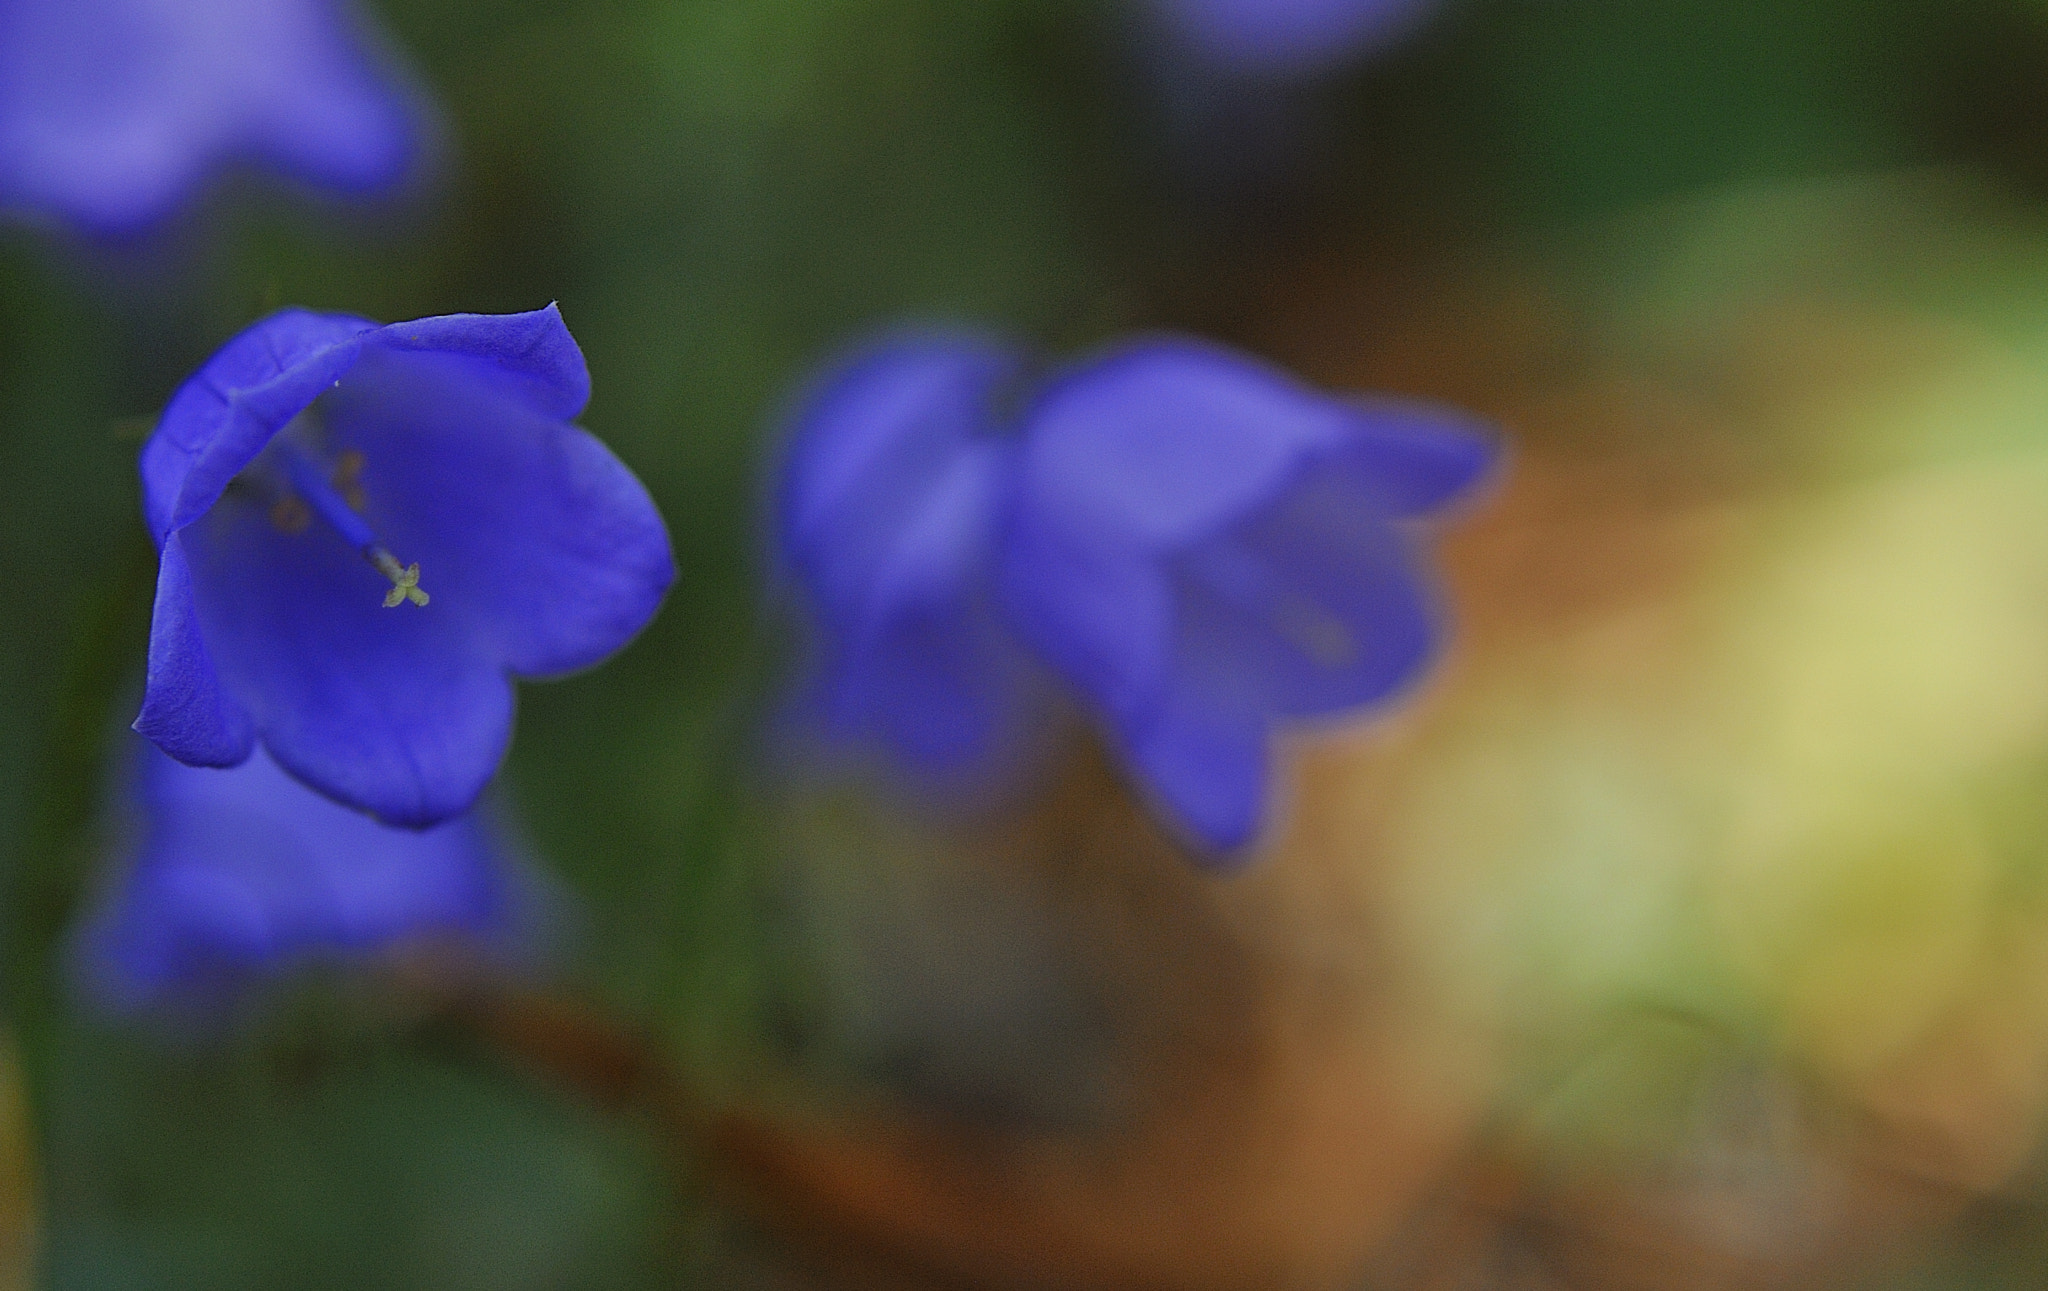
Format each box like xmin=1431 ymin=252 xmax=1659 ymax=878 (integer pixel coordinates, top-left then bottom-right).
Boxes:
xmin=1143 ymin=0 xmax=1442 ymax=77
xmin=73 ymin=742 xmax=541 ymax=1017
xmin=775 ymin=332 xmax=1042 ymax=785
xmin=134 ymin=305 xmax=675 ymax=828
xmin=0 ymin=0 xmax=424 ymax=237
xmin=777 ymin=330 xmax=1496 ymax=856
xmin=1002 ymin=339 xmax=1495 ymax=854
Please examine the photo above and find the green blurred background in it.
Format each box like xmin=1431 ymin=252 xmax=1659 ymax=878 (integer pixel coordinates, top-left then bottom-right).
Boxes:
xmin=16 ymin=0 xmax=2048 ymax=1286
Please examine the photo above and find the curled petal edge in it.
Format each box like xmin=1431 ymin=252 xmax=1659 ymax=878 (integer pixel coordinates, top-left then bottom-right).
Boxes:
xmin=133 ymin=534 xmax=256 ymax=769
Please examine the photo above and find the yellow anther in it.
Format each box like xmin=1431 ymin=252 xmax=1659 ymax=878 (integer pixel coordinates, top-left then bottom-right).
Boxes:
xmin=331 ymin=449 xmax=368 ymax=512
xmin=370 ymin=547 xmax=430 ymax=609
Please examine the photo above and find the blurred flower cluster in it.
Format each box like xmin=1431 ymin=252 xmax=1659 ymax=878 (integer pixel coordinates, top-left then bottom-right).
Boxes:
xmin=776 ymin=330 xmax=1495 ymax=854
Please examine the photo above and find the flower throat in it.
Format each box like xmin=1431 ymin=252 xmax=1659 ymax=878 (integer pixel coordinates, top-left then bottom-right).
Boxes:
xmin=266 ymin=429 xmax=429 ymax=608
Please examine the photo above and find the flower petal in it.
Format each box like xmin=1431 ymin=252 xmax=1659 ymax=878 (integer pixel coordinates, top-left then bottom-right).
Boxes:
xmin=1001 ymin=509 xmax=1174 ymax=726
xmin=365 ymin=303 xmax=593 ymax=422
xmin=320 ymin=345 xmax=674 ymax=678
xmin=1017 ymin=336 xmax=1351 ymax=552
xmin=0 ymin=0 xmax=423 ymax=236
xmin=1175 ymin=473 xmax=1440 ymax=719
xmin=137 ymin=744 xmax=511 ymax=946
xmin=814 ymin=436 xmax=1023 ymax=770
xmin=143 ymin=307 xmax=376 ymax=542
xmin=777 ymin=332 xmax=1037 ymax=774
xmin=1147 ymin=0 xmax=1437 ymax=76
xmin=74 ymin=744 xmax=521 ymax=1014
xmin=817 ymin=600 xmax=1028 ymax=774
xmin=244 ymin=1 xmax=421 ymax=197
xmin=142 ymin=305 xmax=591 ymax=547
xmin=1116 ymin=684 xmax=1270 ymax=857
xmin=778 ymin=331 xmax=1019 ymax=623
xmin=1332 ymin=399 xmax=1501 ymax=518
xmin=132 ymin=532 xmax=256 ymax=768
xmin=1002 ymin=336 xmax=1491 ymax=857
xmin=178 ymin=490 xmax=512 ymax=828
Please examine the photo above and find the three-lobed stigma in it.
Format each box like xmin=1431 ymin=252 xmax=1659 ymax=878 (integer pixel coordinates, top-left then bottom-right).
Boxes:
xmin=370 ymin=547 xmax=430 ymax=608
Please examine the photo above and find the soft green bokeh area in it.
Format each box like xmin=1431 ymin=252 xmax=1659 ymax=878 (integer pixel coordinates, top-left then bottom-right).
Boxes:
xmin=1367 ymin=174 xmax=2048 ymax=1286
xmin=9 ymin=0 xmax=2048 ymax=1285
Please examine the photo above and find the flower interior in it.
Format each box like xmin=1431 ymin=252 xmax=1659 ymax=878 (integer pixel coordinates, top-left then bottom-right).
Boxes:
xmin=252 ymin=414 xmax=429 ymax=609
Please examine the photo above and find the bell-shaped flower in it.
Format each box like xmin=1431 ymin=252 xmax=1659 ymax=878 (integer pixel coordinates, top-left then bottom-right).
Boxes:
xmin=1000 ymin=338 xmax=1497 ymax=855
xmin=0 ymin=0 xmax=424 ymax=237
xmin=775 ymin=331 xmax=1041 ymax=786
xmin=1142 ymin=0 xmax=1442 ymax=77
xmin=774 ymin=328 xmax=1497 ymax=857
xmin=134 ymin=304 xmax=674 ymax=827
xmin=72 ymin=741 xmax=545 ymax=1017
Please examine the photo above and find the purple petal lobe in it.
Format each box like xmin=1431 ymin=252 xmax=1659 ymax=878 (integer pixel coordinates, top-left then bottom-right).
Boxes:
xmin=321 ymin=346 xmax=673 ymax=678
xmin=365 ymin=304 xmax=593 ymax=421
xmin=821 ymin=597 xmax=1027 ymax=774
xmin=144 ymin=308 xmax=376 ymax=542
xmin=133 ymin=533 xmax=256 ymax=768
xmin=73 ymin=743 xmax=534 ymax=1017
xmin=1003 ymin=334 xmax=1496 ymax=855
xmin=779 ymin=332 xmax=1019 ymax=620
xmin=178 ymin=484 xmax=514 ymax=828
xmin=0 ymin=0 xmax=423 ymax=237
xmin=1173 ymin=470 xmax=1439 ymax=717
xmin=1331 ymin=400 xmax=1501 ymax=517
xmin=1000 ymin=511 xmax=1173 ymax=725
xmin=1146 ymin=0 xmax=1441 ymax=77
xmin=1118 ymin=688 xmax=1268 ymax=857
xmin=777 ymin=333 xmax=1041 ymax=778
xmin=1019 ymin=337 xmax=1351 ymax=551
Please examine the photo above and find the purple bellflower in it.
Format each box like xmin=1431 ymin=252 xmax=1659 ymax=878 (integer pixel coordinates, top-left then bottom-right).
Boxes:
xmin=73 ymin=740 xmax=541 ymax=1017
xmin=778 ymin=330 xmax=1495 ymax=858
xmin=775 ymin=332 xmax=1041 ymax=786
xmin=0 ymin=0 xmax=423 ymax=237
xmin=135 ymin=304 xmax=675 ymax=828
xmin=1143 ymin=0 xmax=1443 ymax=77
xmin=1001 ymin=339 xmax=1494 ymax=854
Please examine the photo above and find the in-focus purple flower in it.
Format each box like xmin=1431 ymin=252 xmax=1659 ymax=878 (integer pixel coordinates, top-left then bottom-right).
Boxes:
xmin=1001 ymin=339 xmax=1495 ymax=854
xmin=0 ymin=0 xmax=424 ymax=237
xmin=73 ymin=741 xmax=543 ymax=1017
xmin=135 ymin=304 xmax=675 ymax=828
xmin=1143 ymin=0 xmax=1442 ymax=77
xmin=775 ymin=331 xmax=1042 ymax=785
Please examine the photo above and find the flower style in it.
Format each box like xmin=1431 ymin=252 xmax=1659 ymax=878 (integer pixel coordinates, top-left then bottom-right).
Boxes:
xmin=776 ymin=331 xmax=1038 ymax=783
xmin=0 ymin=0 xmax=423 ymax=237
xmin=1000 ymin=338 xmax=1496 ymax=855
xmin=1143 ymin=0 xmax=1442 ymax=77
xmin=135 ymin=304 xmax=674 ymax=828
xmin=72 ymin=741 xmax=541 ymax=1016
